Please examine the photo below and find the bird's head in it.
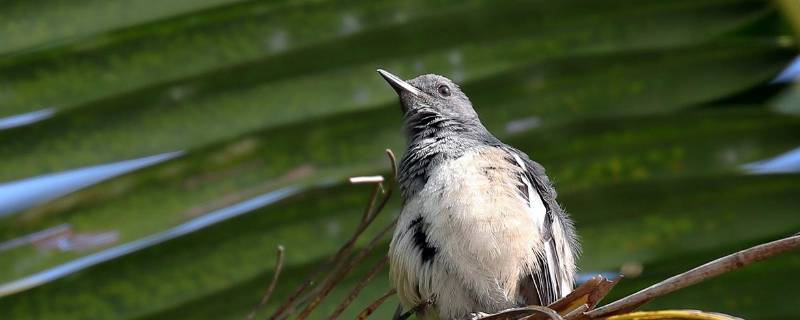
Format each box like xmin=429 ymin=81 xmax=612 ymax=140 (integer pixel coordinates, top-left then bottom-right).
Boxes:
xmin=377 ymin=69 xmax=480 ymax=132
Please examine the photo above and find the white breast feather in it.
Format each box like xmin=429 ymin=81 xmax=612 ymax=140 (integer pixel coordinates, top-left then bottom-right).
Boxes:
xmin=389 ymin=147 xmax=569 ymax=319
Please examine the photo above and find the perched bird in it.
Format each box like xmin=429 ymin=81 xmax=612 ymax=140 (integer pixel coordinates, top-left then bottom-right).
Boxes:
xmin=378 ymin=69 xmax=580 ymax=320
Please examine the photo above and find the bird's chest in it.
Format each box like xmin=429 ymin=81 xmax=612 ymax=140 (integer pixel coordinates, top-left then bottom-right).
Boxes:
xmin=401 ymin=147 xmax=542 ymax=283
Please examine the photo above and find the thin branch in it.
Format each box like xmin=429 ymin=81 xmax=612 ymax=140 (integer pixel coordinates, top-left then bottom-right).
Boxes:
xmin=287 ymin=192 xmax=394 ymax=318
xmin=478 ymin=306 xmax=563 ymax=320
xmin=295 ymin=218 xmax=397 ymax=319
xmin=327 ymin=255 xmax=389 ymax=319
xmin=268 ymin=274 xmax=316 ymax=320
xmin=292 ymin=150 xmax=399 ymax=319
xmin=268 ymin=149 xmax=398 ymax=320
xmin=547 ymin=275 xmax=618 ymax=315
xmin=397 ymin=297 xmax=435 ymax=320
xmin=587 ymin=234 xmax=800 ymax=318
xmin=247 ymin=245 xmax=285 ymax=320
xmin=521 ymin=306 xmax=565 ymax=320
xmin=385 ymin=149 xmax=398 ymax=180
xmin=356 ymin=288 xmax=397 ymax=320
xmin=350 ymin=176 xmax=385 ymax=184
xmin=270 ymin=210 xmax=378 ymax=320
xmin=563 ymin=304 xmax=589 ymax=320
xmin=268 ymin=202 xmax=377 ymax=320
xmin=362 ymin=183 xmax=383 ymax=224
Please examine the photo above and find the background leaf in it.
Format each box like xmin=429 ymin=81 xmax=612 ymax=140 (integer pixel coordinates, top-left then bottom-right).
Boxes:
xmin=0 ymin=1 xmax=798 ymax=319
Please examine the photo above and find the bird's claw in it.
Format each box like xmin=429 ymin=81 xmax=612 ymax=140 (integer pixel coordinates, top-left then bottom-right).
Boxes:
xmin=468 ymin=312 xmax=490 ymax=320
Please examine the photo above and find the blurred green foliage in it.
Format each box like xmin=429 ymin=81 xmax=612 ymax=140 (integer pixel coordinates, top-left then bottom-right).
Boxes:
xmin=0 ymin=0 xmax=798 ymax=319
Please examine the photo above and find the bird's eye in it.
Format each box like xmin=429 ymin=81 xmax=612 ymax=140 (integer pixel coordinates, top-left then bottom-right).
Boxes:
xmin=437 ymin=85 xmax=451 ymax=97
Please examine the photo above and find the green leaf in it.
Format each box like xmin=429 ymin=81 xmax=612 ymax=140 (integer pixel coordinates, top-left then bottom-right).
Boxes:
xmin=1 ymin=108 xmax=797 ymax=296
xmin=1 ymin=1 xmax=797 ymax=319
xmin=0 ymin=41 xmax=793 ymax=183
xmin=0 ymin=0 xmax=771 ymax=117
xmin=0 ymin=0 xmax=249 ymax=55
xmin=2 ymin=173 xmax=796 ymax=319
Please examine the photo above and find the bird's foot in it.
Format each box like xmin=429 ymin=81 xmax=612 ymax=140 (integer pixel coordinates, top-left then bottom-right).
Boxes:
xmin=468 ymin=312 xmax=490 ymax=320
xmin=468 ymin=309 xmax=520 ymax=320
xmin=467 ymin=306 xmax=559 ymax=320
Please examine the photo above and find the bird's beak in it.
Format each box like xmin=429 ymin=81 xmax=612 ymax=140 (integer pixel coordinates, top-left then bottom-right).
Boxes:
xmin=377 ymin=69 xmax=422 ymax=97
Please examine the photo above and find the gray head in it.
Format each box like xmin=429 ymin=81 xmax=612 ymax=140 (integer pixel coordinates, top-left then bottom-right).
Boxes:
xmin=377 ymin=69 xmax=484 ymax=141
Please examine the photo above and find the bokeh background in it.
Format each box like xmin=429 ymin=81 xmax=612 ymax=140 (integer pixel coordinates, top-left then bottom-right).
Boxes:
xmin=1 ymin=1 xmax=800 ymax=319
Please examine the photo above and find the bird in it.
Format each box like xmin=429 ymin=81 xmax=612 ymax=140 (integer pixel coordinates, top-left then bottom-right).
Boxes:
xmin=377 ymin=69 xmax=580 ymax=320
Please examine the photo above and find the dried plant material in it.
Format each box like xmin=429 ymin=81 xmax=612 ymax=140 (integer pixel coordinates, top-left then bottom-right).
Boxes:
xmin=607 ymin=310 xmax=742 ymax=320
xmin=478 ymin=306 xmax=564 ymax=320
xmin=350 ymin=176 xmax=385 ymax=184
xmin=588 ymin=234 xmax=800 ymax=318
xmin=328 ymin=255 xmax=389 ymax=319
xmin=251 ymin=149 xmax=799 ymax=320
xmin=548 ymin=275 xmax=619 ymax=315
xmin=396 ymin=297 xmax=435 ymax=320
xmin=563 ymin=304 xmax=589 ymax=320
xmin=270 ymin=150 xmax=398 ymax=320
xmin=297 ymin=218 xmax=396 ymax=319
xmin=245 ymin=245 xmax=284 ymax=320
xmin=356 ymin=288 xmax=397 ymax=320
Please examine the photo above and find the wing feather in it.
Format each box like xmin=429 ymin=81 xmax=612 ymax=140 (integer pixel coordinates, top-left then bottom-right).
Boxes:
xmin=505 ymin=148 xmax=575 ymax=306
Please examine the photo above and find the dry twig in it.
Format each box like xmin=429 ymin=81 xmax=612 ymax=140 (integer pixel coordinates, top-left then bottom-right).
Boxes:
xmin=562 ymin=304 xmax=588 ymax=320
xmin=477 ymin=306 xmax=564 ymax=320
xmin=295 ymin=150 xmax=397 ymax=319
xmin=397 ymin=297 xmax=436 ymax=320
xmin=246 ymin=245 xmax=285 ymax=320
xmin=269 ymin=151 xmax=397 ymax=320
xmin=256 ymin=147 xmax=798 ymax=320
xmin=356 ymin=288 xmax=397 ymax=320
xmin=277 ymin=150 xmax=398 ymax=320
xmin=275 ymin=184 xmax=384 ymax=319
xmin=328 ymin=255 xmax=389 ymax=319
xmin=296 ymin=217 xmax=397 ymax=319
xmin=587 ymin=234 xmax=800 ymax=318
xmin=349 ymin=176 xmax=385 ymax=184
xmin=548 ymin=275 xmax=619 ymax=315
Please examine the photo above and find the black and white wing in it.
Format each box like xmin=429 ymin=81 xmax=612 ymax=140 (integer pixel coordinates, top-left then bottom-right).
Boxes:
xmin=503 ymin=147 xmax=579 ymax=306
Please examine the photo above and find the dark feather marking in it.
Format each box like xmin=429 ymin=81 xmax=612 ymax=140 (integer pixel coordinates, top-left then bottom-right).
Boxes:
xmin=409 ymin=217 xmax=437 ymax=263
xmin=502 ymin=147 xmax=571 ymax=306
xmin=534 ymin=253 xmax=556 ymax=305
xmin=399 ymin=106 xmax=494 ymax=200
xmin=482 ymin=166 xmax=499 ymax=180
xmin=516 ymin=181 xmax=530 ymax=203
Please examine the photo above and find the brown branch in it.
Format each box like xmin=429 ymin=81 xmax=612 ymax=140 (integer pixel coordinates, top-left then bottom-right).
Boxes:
xmin=587 ymin=234 xmax=800 ymax=318
xmin=291 ymin=150 xmax=399 ymax=319
xmin=327 ymin=255 xmax=389 ymax=319
xmin=350 ymin=176 xmax=385 ymax=184
xmin=397 ymin=297 xmax=435 ymax=320
xmin=267 ymin=275 xmax=314 ymax=320
xmin=563 ymin=304 xmax=589 ymax=320
xmin=476 ymin=306 xmax=564 ymax=320
xmin=286 ymin=192 xmax=393 ymax=318
xmin=547 ymin=275 xmax=619 ymax=315
xmin=247 ymin=245 xmax=285 ymax=320
xmin=295 ymin=218 xmax=397 ymax=319
xmin=268 ymin=187 xmax=381 ymax=320
xmin=362 ymin=183 xmax=383 ymax=223
xmin=521 ymin=306 xmax=565 ymax=320
xmin=385 ymin=149 xmax=398 ymax=181
xmin=269 ymin=149 xmax=398 ymax=320
xmin=356 ymin=288 xmax=397 ymax=320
